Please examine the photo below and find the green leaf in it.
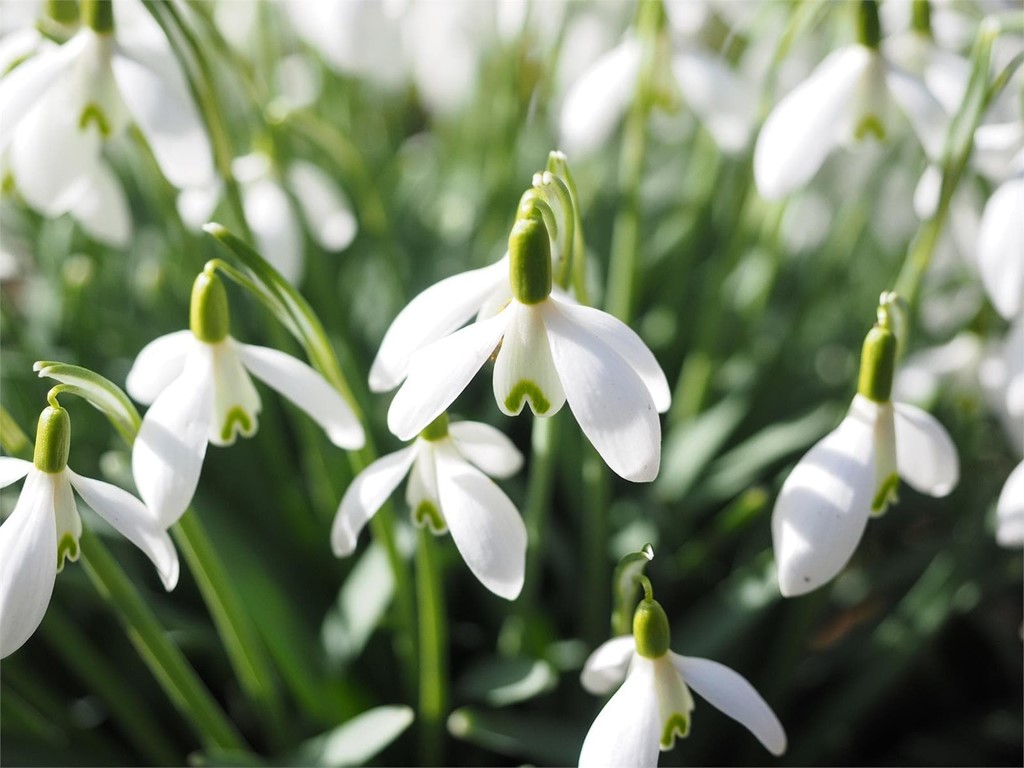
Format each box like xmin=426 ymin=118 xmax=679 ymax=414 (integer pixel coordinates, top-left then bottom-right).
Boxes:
xmin=611 ymin=543 xmax=654 ymax=636
xmin=33 ymin=361 xmax=141 ymax=446
xmin=457 ymin=656 xmax=558 ymax=707
xmin=293 ymin=705 xmax=414 ymax=767
xmin=447 ymin=706 xmax=582 ymax=766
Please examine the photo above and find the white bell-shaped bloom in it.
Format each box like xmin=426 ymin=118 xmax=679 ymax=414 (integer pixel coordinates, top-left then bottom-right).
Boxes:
xmin=0 ymin=408 xmax=178 ymax=659
xmin=977 ymin=169 xmax=1024 ymax=321
xmin=996 ymin=460 xmax=1024 ymax=548
xmin=754 ymin=42 xmax=946 ymax=200
xmin=772 ymin=393 xmax=959 ymax=597
xmin=331 ymin=417 xmax=526 ymax=600
xmin=128 ymin=270 xmax=364 ymax=527
xmin=580 ymin=604 xmax=785 ymax=767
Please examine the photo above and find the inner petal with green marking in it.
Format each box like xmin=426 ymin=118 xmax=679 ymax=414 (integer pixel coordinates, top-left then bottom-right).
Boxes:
xmin=871 ymin=472 xmax=900 ymax=516
xmin=56 ymin=532 xmax=80 ymax=571
xmin=413 ymin=500 xmax=447 ymax=535
xmin=493 ymin=303 xmax=566 ymax=417
xmin=209 ymin=342 xmax=262 ymax=447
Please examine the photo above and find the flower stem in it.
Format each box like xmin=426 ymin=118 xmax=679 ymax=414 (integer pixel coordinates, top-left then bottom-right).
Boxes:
xmin=521 ymin=415 xmax=560 ymax=617
xmin=79 ymin=527 xmax=246 ymax=752
xmin=416 ymin=528 xmax=448 ymax=766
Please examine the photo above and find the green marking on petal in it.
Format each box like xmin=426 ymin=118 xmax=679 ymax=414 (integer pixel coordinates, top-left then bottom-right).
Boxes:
xmin=79 ymin=103 xmax=111 ymax=138
xmin=504 ymin=380 xmax=550 ymax=415
xmin=871 ymin=472 xmax=900 ymax=515
xmin=413 ymin=501 xmax=446 ymax=534
xmin=660 ymin=713 xmax=690 ymax=749
xmin=57 ymin=532 xmax=79 ymax=571
xmin=854 ymin=114 xmax=886 ymax=142
xmin=220 ymin=406 xmax=254 ymax=443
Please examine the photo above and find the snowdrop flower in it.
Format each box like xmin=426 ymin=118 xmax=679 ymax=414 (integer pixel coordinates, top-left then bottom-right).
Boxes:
xmin=996 ymin=461 xmax=1024 ymax=548
xmin=579 ymin=593 xmax=786 ymax=767
xmin=128 ymin=265 xmax=364 ymax=527
xmin=0 ymin=0 xmax=213 ymax=243
xmin=178 ymin=152 xmax=358 ymax=285
xmin=387 ymin=200 xmax=670 ymax=482
xmin=754 ymin=1 xmax=945 ymax=200
xmin=977 ymin=162 xmax=1023 ymax=321
xmin=332 ymin=413 xmax=526 ymax=599
xmin=772 ymin=301 xmax=960 ymax=596
xmin=1 ymin=404 xmax=178 ymax=658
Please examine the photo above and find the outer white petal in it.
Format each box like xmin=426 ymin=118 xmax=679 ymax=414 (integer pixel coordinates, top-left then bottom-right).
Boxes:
xmin=754 ymin=45 xmax=871 ymax=200
xmin=69 ymin=160 xmax=132 ymax=248
xmin=581 ymin=636 xmax=637 ymax=695
xmin=579 ymin=658 xmax=661 ymax=768
xmin=0 ymin=458 xmax=32 ymax=488
xmin=369 ymin=258 xmax=508 ymax=392
xmin=541 ymin=301 xmax=661 ymax=483
xmin=208 ymin=341 xmax=262 ymax=447
xmin=110 ymin=46 xmax=213 ymax=189
xmin=235 ymin=342 xmax=365 ymax=450
xmin=977 ymin=177 xmax=1024 ymax=320
xmin=996 ymin=460 xmax=1024 ymax=548
xmin=673 ymin=653 xmax=787 ymax=756
xmin=671 ymin=49 xmax=755 ymax=154
xmin=126 ymin=330 xmax=195 ymax=405
xmin=331 ymin=446 xmax=416 ymax=556
xmin=0 ymin=470 xmax=57 ymax=658
xmin=434 ymin=444 xmax=526 ymax=600
xmin=548 ymin=298 xmax=670 ymax=413
xmin=560 ymin=38 xmax=642 ymax=157
xmin=244 ymin=177 xmax=305 ymax=285
xmin=448 ymin=421 xmax=523 ymax=479
xmin=132 ymin=346 xmax=214 ymax=527
xmin=286 ymin=160 xmax=357 ymax=252
xmin=885 ymin=64 xmax=948 ymax=161
xmin=387 ymin=310 xmax=509 ymax=441
xmin=492 ymin=302 xmax=566 ymax=417
xmin=771 ymin=402 xmax=876 ymax=597
xmin=66 ymin=468 xmax=179 ymax=590
xmin=893 ymin=402 xmax=959 ymax=497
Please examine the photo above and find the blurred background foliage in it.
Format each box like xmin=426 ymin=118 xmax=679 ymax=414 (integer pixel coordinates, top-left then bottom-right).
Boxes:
xmin=0 ymin=0 xmax=1021 ymax=766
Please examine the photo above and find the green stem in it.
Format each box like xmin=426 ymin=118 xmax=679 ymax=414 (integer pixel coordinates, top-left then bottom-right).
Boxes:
xmin=581 ymin=447 xmax=610 ymax=646
xmin=416 ymin=528 xmax=448 ymax=766
xmin=521 ymin=416 xmax=560 ymax=617
xmin=79 ymin=528 xmax=246 ymax=752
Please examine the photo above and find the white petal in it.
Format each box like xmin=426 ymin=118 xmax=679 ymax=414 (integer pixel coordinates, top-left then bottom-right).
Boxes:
xmin=69 ymin=160 xmax=132 ymax=248
xmin=132 ymin=346 xmax=213 ymax=527
xmin=996 ymin=461 xmax=1024 ymax=548
xmin=754 ymin=45 xmax=871 ymax=200
xmin=0 ymin=29 xmax=44 ymax=81
xmin=286 ymin=160 xmax=357 ymax=252
xmin=579 ymin=658 xmax=661 ymax=768
xmin=913 ymin=164 xmax=942 ymax=220
xmin=673 ymin=653 xmax=787 ymax=756
xmin=671 ymin=49 xmax=755 ymax=154
xmin=110 ymin=47 xmax=213 ymax=189
xmin=0 ymin=458 xmax=32 ymax=488
xmin=893 ymin=402 xmax=959 ymax=497
xmin=548 ymin=298 xmax=670 ymax=413
xmin=581 ymin=636 xmax=637 ymax=695
xmin=52 ymin=472 xmax=82 ymax=570
xmin=126 ymin=330 xmax=195 ymax=406
xmin=434 ymin=444 xmax=526 ymax=600
xmin=406 ymin=442 xmax=445 ymax=533
xmin=560 ymin=38 xmax=642 ymax=157
xmin=244 ymin=177 xmax=305 ymax=285
xmin=492 ymin=302 xmax=566 ymax=417
xmin=331 ymin=446 xmax=416 ymax=556
xmin=977 ymin=177 xmax=1024 ymax=320
xmin=66 ymin=468 xmax=179 ymax=590
xmin=387 ymin=310 xmax=509 ymax=442
xmin=771 ymin=402 xmax=876 ymax=597
xmin=886 ymin=64 xmax=948 ymax=161
xmin=369 ymin=258 xmax=508 ymax=392
xmin=235 ymin=342 xmax=365 ymax=450
xmin=177 ymin=181 xmax=223 ymax=232
xmin=652 ymin=655 xmax=694 ymax=749
xmin=541 ymin=300 xmax=661 ymax=483
xmin=208 ymin=341 xmax=262 ymax=447
xmin=0 ymin=470 xmax=57 ymax=658
xmin=448 ymin=421 xmax=523 ymax=479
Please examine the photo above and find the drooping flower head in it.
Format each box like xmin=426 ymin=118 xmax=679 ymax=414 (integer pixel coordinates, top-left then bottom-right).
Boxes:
xmin=1 ymin=401 xmax=178 ymax=658
xmin=332 ymin=413 xmax=526 ymax=600
xmin=128 ymin=263 xmax=365 ymax=527
xmin=772 ymin=293 xmax=960 ymax=596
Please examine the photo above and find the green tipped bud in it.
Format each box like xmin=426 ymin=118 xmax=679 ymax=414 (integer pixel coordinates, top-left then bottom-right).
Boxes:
xmin=509 ymin=203 xmax=552 ymax=305
xmin=82 ymin=0 xmax=113 ymax=32
xmin=45 ymin=0 xmax=80 ymax=26
xmin=33 ymin=406 xmax=71 ymax=474
xmin=857 ymin=324 xmax=897 ymax=403
xmin=633 ymin=598 xmax=671 ymax=659
xmin=190 ymin=266 xmax=230 ymax=343
xmin=857 ymin=0 xmax=881 ymax=49
xmin=420 ymin=412 xmax=449 ymax=442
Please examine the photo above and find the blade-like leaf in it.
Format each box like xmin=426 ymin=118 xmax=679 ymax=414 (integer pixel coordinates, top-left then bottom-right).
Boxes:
xmin=611 ymin=543 xmax=654 ymax=636
xmin=33 ymin=361 xmax=141 ymax=446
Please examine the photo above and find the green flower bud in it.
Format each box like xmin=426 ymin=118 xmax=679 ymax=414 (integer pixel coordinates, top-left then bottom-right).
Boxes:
xmin=857 ymin=0 xmax=881 ymax=49
xmin=633 ymin=598 xmax=671 ymax=659
xmin=420 ymin=412 xmax=449 ymax=442
xmin=82 ymin=0 xmax=113 ymax=33
xmin=33 ymin=406 xmax=71 ymax=474
xmin=190 ymin=266 xmax=230 ymax=343
xmin=857 ymin=324 xmax=897 ymax=403
xmin=509 ymin=203 xmax=552 ymax=305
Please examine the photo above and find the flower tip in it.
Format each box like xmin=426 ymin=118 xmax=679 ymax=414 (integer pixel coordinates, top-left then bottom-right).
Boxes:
xmin=490 ymin=575 xmax=524 ymax=601
xmin=201 ymin=222 xmax=225 ymax=237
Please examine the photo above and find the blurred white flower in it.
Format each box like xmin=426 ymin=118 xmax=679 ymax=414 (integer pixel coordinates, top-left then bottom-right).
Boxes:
xmin=980 ymin=317 xmax=1024 ymax=452
xmin=128 ymin=269 xmax=364 ymax=527
xmin=332 ymin=416 xmax=526 ymax=599
xmin=977 ymin=165 xmax=1024 ymax=321
xmin=1 ymin=407 xmax=178 ymax=659
xmin=996 ymin=460 xmax=1024 ymax=548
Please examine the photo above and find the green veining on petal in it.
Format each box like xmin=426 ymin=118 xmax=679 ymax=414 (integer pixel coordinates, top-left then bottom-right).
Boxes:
xmin=79 ymin=103 xmax=111 ymax=138
xmin=413 ymin=501 xmax=446 ymax=534
xmin=505 ymin=380 xmax=550 ymax=415
xmin=57 ymin=532 xmax=80 ymax=571
xmin=871 ymin=472 xmax=900 ymax=515
xmin=660 ymin=713 xmax=690 ymax=749
xmin=854 ymin=114 xmax=886 ymax=142
xmin=220 ymin=407 xmax=254 ymax=443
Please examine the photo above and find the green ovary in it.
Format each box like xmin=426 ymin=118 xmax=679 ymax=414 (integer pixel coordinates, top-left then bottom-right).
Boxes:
xmin=57 ymin=533 xmax=79 ymax=570
xmin=414 ymin=501 xmax=446 ymax=534
xmin=871 ymin=472 xmax=900 ymax=515
xmin=505 ymin=380 xmax=550 ymax=415
xmin=660 ymin=713 xmax=690 ymax=748
xmin=79 ymin=103 xmax=111 ymax=137
xmin=220 ymin=407 xmax=254 ymax=443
